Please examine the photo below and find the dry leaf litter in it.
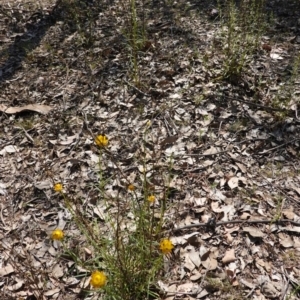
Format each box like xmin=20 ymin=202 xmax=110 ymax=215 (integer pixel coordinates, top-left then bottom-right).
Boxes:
xmin=0 ymin=0 xmax=300 ymax=299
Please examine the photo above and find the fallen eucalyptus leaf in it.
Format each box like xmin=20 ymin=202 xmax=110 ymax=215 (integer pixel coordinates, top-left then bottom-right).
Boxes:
xmin=222 ymin=249 xmax=236 ymax=264
xmin=0 ymin=104 xmax=53 ymax=115
xmin=0 ymin=264 xmax=14 ymax=276
xmin=243 ymin=226 xmax=265 ymax=238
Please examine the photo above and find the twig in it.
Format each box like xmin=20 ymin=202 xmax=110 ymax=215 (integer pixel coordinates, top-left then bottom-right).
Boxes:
xmin=281 ymin=276 xmax=290 ymax=300
xmin=258 ymin=138 xmax=300 ymax=154
xmin=0 ymin=204 xmax=7 ymax=227
xmin=185 ymin=166 xmax=211 ymax=172
xmin=281 ymin=267 xmax=300 ymax=298
xmin=245 ymin=284 xmax=257 ymax=298
xmin=184 ymin=149 xmax=232 ymax=157
xmin=169 ymin=219 xmax=300 ymax=233
xmin=16 ymin=125 xmax=34 ymax=143
xmin=220 ymin=95 xmax=289 ymax=112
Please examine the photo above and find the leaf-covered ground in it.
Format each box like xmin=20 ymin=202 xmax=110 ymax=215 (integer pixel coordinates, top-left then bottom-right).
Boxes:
xmin=0 ymin=0 xmax=300 ymax=299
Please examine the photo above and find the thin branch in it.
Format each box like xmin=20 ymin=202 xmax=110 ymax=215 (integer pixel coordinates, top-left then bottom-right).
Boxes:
xmin=245 ymin=284 xmax=257 ymax=298
xmin=281 ymin=277 xmax=290 ymax=300
xmin=169 ymin=219 xmax=300 ymax=233
xmin=258 ymin=138 xmax=300 ymax=154
xmin=220 ymin=95 xmax=289 ymax=112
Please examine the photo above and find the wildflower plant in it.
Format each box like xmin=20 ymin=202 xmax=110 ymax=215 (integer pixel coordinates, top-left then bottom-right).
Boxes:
xmin=159 ymin=239 xmax=174 ymax=254
xmin=147 ymin=195 xmax=155 ymax=203
xmin=99 ymin=181 xmax=166 ymax=299
xmin=50 ymin=130 xmax=172 ymax=300
xmin=54 ymin=183 xmax=63 ymax=192
xmin=95 ymin=134 xmax=108 ymax=147
xmin=90 ymin=270 xmax=107 ymax=289
xmin=127 ymin=183 xmax=135 ymax=191
xmin=51 ymin=229 xmax=64 ymax=241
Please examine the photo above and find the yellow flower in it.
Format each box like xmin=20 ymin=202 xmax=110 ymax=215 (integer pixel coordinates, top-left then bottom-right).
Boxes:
xmin=54 ymin=183 xmax=63 ymax=192
xmin=51 ymin=229 xmax=64 ymax=241
xmin=90 ymin=270 xmax=107 ymax=288
xmin=128 ymin=184 xmax=135 ymax=191
xmin=159 ymin=239 xmax=174 ymax=254
xmin=147 ymin=195 xmax=155 ymax=203
xmin=95 ymin=135 xmax=108 ymax=147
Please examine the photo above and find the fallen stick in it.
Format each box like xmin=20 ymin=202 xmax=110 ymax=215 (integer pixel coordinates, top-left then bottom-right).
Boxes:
xmin=170 ymin=218 xmax=300 ymax=233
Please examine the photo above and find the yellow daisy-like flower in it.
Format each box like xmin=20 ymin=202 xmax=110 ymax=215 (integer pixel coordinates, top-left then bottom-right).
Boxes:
xmin=54 ymin=183 xmax=63 ymax=192
xmin=90 ymin=270 xmax=107 ymax=288
xmin=51 ymin=229 xmax=64 ymax=241
xmin=95 ymin=134 xmax=108 ymax=147
xmin=128 ymin=184 xmax=135 ymax=191
xmin=159 ymin=239 xmax=174 ymax=254
xmin=147 ymin=195 xmax=155 ymax=203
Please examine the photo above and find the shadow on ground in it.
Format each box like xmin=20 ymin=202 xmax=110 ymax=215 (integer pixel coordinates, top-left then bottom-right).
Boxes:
xmin=0 ymin=0 xmax=110 ymax=84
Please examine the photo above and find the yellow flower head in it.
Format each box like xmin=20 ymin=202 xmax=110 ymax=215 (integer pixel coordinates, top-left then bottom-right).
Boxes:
xmin=90 ymin=270 xmax=107 ymax=288
xmin=54 ymin=183 xmax=63 ymax=192
xmin=147 ymin=195 xmax=155 ymax=203
xmin=95 ymin=135 xmax=108 ymax=147
xmin=51 ymin=229 xmax=64 ymax=241
xmin=128 ymin=184 xmax=135 ymax=191
xmin=159 ymin=239 xmax=174 ymax=254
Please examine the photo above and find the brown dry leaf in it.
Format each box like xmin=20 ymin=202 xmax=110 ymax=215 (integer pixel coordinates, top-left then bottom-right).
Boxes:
xmin=183 ymin=254 xmax=195 ymax=271
xmin=240 ymin=278 xmax=255 ymax=289
xmin=232 ymin=279 xmax=239 ymax=286
xmin=52 ymin=264 xmax=64 ymax=278
xmin=278 ymin=233 xmax=294 ymax=248
xmin=0 ymin=145 xmax=19 ymax=155
xmin=262 ymin=43 xmax=272 ymax=51
xmin=158 ymin=279 xmax=173 ymax=294
xmin=270 ymin=53 xmax=283 ymax=60
xmin=256 ymin=258 xmax=272 ymax=273
xmin=235 ymin=162 xmax=247 ymax=173
xmin=227 ymin=176 xmax=239 ymax=189
xmin=222 ymin=249 xmax=236 ymax=264
xmin=224 ymin=232 xmax=234 ymax=244
xmin=189 ymin=251 xmax=201 ymax=268
xmin=160 ymin=135 xmax=179 ymax=146
xmin=293 ymin=237 xmax=300 ymax=249
xmin=190 ymin=270 xmax=202 ymax=281
xmin=7 ymin=278 xmax=24 ymax=291
xmin=201 ymin=251 xmax=218 ymax=270
xmin=0 ymin=264 xmax=14 ymax=276
xmin=282 ymin=209 xmax=295 ymax=219
xmin=177 ymin=282 xmax=198 ymax=293
xmin=203 ymin=146 xmax=218 ymax=155
xmin=261 ymin=281 xmax=280 ymax=298
xmin=211 ymin=202 xmax=236 ymax=221
xmin=279 ymin=225 xmax=300 ymax=233
xmin=0 ymin=35 xmax=10 ymax=42
xmin=210 ymin=190 xmax=227 ymax=201
xmin=243 ymin=226 xmax=265 ymax=238
xmin=0 ymin=104 xmax=53 ymax=115
xmin=197 ymin=289 xmax=209 ymax=298
xmin=93 ymin=205 xmax=106 ymax=220
xmin=1 ymin=0 xmax=300 ymax=299
xmin=49 ymin=135 xmax=78 ymax=146
xmin=44 ymin=288 xmax=60 ymax=297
